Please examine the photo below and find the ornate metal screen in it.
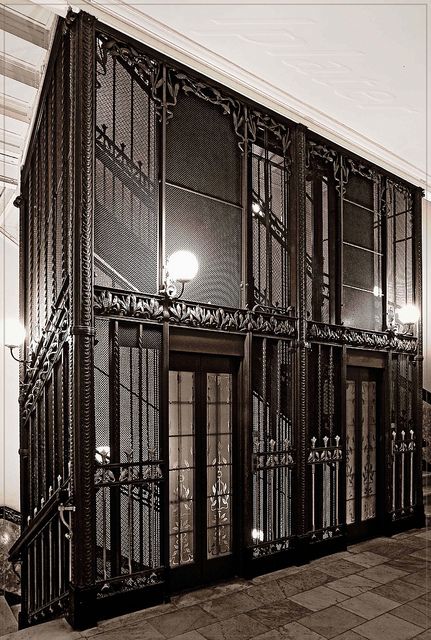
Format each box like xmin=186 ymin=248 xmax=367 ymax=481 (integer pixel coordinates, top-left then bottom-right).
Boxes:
xmin=95 ymin=36 xmax=159 ymax=294
xmin=391 ymin=354 xmax=416 ymax=519
xmin=251 ymin=140 xmax=291 ymax=310
xmin=386 ymin=181 xmax=414 ymax=323
xmin=93 ymin=319 xmax=163 ymax=595
xmin=307 ymin=344 xmax=343 ymax=539
xmin=251 ymin=337 xmax=295 ymax=557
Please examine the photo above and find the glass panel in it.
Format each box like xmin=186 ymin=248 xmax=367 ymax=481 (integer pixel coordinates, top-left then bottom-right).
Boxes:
xmin=207 ymin=373 xmax=233 ymax=558
xmin=169 ymin=371 xmax=195 ymax=567
xmin=361 ymin=382 xmax=377 ymax=520
xmin=346 ymin=381 xmax=356 ymax=525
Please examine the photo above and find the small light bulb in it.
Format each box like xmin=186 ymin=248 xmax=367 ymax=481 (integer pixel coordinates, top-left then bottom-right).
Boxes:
xmin=167 ymin=251 xmax=199 ymax=284
xmin=397 ymin=304 xmax=420 ymax=325
xmin=251 ymin=528 xmax=264 ymax=542
xmin=373 ymin=286 xmax=383 ymax=298
xmin=4 ymin=319 xmax=26 ymax=347
xmin=251 ymin=202 xmax=261 ymax=215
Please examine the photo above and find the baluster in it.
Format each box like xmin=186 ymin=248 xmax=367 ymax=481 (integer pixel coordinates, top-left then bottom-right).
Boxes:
xmin=401 ymin=430 xmax=406 ymax=513
xmin=334 ymin=435 xmax=340 ymax=527
xmin=409 ymin=429 xmax=415 ymax=510
xmin=48 ymin=520 xmax=53 ymax=602
xmin=58 ymin=515 xmax=62 ymax=594
xmin=311 ymin=437 xmax=316 ymax=531
xmin=322 ymin=436 xmax=329 ymax=528
xmin=391 ymin=430 xmax=397 ymax=514
xmin=41 ymin=528 xmax=45 ymax=607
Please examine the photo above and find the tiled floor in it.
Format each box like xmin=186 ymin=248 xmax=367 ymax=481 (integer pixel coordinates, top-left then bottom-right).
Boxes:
xmin=4 ymin=529 xmax=430 ymax=640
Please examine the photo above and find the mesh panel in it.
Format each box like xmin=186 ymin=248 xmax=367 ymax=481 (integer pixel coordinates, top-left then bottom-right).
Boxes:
xmin=165 ymin=184 xmax=241 ymax=307
xmin=94 ymin=319 xmax=163 ymax=580
xmin=166 ymin=91 xmax=241 ymax=205
xmin=342 ymin=174 xmax=382 ymax=331
xmin=251 ymin=144 xmax=290 ymax=309
xmin=95 ymin=48 xmax=159 ymax=293
xmin=252 ymin=337 xmax=295 ymax=549
xmin=386 ymin=183 xmax=414 ymax=312
xmin=304 ymin=174 xmax=330 ymax=322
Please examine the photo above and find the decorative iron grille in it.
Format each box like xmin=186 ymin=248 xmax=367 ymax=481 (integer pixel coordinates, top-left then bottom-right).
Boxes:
xmin=251 ymin=337 xmax=295 ymax=556
xmin=93 ymin=319 xmax=164 ymax=594
xmin=307 ymin=344 xmax=343 ymax=538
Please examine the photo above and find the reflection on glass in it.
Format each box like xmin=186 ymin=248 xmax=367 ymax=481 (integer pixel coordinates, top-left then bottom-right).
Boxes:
xmin=169 ymin=371 xmax=195 ymax=567
xmin=207 ymin=373 xmax=232 ymax=558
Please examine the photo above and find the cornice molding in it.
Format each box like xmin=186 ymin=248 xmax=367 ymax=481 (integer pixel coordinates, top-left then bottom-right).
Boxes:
xmin=70 ymin=1 xmax=427 ymax=190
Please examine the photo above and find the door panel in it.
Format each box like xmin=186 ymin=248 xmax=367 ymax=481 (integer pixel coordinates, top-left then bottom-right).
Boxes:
xmin=345 ymin=367 xmax=381 ymax=538
xmin=168 ymin=354 xmax=237 ymax=589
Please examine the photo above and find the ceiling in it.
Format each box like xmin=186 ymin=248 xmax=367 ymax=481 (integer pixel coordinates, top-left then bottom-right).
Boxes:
xmin=0 ymin=0 xmax=429 ymax=244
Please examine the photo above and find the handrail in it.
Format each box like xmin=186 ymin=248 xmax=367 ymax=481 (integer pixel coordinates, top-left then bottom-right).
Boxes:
xmin=9 ymin=486 xmax=70 ymax=562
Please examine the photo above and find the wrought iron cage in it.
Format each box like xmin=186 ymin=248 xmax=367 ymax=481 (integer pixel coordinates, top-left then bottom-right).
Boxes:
xmin=10 ymin=10 xmax=424 ymax=631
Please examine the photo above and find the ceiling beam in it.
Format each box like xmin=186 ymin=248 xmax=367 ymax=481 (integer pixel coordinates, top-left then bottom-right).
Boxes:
xmin=0 ymin=53 xmax=41 ymax=87
xmin=0 ymin=6 xmax=50 ymax=50
xmin=0 ymin=95 xmax=31 ymax=123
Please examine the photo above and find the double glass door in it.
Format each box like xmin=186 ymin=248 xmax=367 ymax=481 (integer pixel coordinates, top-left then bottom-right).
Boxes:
xmin=345 ymin=366 xmax=382 ymax=538
xmin=168 ymin=353 xmax=238 ymax=589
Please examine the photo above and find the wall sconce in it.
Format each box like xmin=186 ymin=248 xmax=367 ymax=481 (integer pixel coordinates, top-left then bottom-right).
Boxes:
xmin=3 ymin=320 xmax=28 ymax=364
xmin=160 ymin=250 xmax=199 ymax=300
xmin=388 ymin=303 xmax=420 ymax=335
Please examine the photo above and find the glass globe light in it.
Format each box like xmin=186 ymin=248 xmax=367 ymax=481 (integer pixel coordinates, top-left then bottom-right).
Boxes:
xmin=4 ymin=319 xmax=26 ymax=348
xmin=167 ymin=251 xmax=199 ymax=284
xmin=397 ymin=304 xmax=420 ymax=325
xmin=251 ymin=202 xmax=261 ymax=215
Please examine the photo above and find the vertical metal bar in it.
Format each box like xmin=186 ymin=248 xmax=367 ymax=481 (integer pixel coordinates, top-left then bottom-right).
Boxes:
xmin=401 ymin=430 xmax=405 ymax=513
xmin=409 ymin=430 xmax=414 ymax=509
xmin=392 ymin=430 xmax=397 ymax=515
xmin=241 ymin=105 xmax=250 ymax=308
xmin=158 ymin=64 xmax=167 ymax=289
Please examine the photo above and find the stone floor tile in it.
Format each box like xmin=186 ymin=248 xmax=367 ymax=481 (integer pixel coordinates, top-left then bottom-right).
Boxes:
xmin=338 ymin=591 xmax=398 ymax=619
xmin=94 ymin=620 xmax=163 ymax=640
xmin=317 ymin=559 xmax=364 ymax=579
xmin=251 ymin=566 xmax=302 ymax=585
xmin=391 ymin=603 xmax=431 ymax=629
xmin=299 ymin=605 xmax=366 ymax=639
xmin=330 ymin=633 xmax=366 ymax=640
xmin=245 ymin=580 xmax=287 ymax=604
xmin=252 ymin=622 xmax=326 ymax=640
xmin=342 ymin=552 xmax=387 ymax=568
xmin=371 ymin=577 xmax=426 ymax=603
xmin=409 ymin=547 xmax=431 ymax=561
xmin=277 ymin=568 xmax=332 ymax=595
xmin=170 ymin=632 xmax=207 ymax=640
xmin=354 ymin=613 xmax=422 ymax=640
xmin=200 ymin=590 xmax=258 ymax=619
xmin=172 ymin=587 xmax=221 ymax=608
xmin=83 ymin=604 xmax=178 ymax=637
xmin=150 ymin=605 xmax=216 ymax=638
xmin=289 ymin=586 xmax=349 ymax=612
xmin=248 ymin=599 xmax=310 ymax=629
xmin=414 ymin=631 xmax=431 ymax=640
xmin=387 ymin=556 xmax=428 ymax=573
xmin=357 ymin=564 xmax=409 ymax=584
xmin=198 ymin=613 xmax=269 ymax=640
xmin=402 ymin=570 xmax=429 ymax=587
xmin=414 ymin=530 xmax=431 ymax=540
xmin=408 ymin=593 xmax=431 ymax=615
xmin=366 ymin=542 xmax=418 ymax=559
xmin=1 ymin=619 xmax=82 ymax=640
xmin=326 ymin=574 xmax=379 ymax=597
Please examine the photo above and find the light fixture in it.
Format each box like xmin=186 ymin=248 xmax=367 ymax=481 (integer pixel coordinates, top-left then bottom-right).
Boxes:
xmin=373 ymin=286 xmax=383 ymax=298
xmin=3 ymin=320 xmax=27 ymax=364
xmin=160 ymin=250 xmax=199 ymax=300
xmin=397 ymin=304 xmax=420 ymax=326
xmin=95 ymin=446 xmax=111 ymax=463
xmin=251 ymin=201 xmax=264 ymax=219
xmin=251 ymin=528 xmax=264 ymax=542
xmin=388 ymin=303 xmax=420 ymax=335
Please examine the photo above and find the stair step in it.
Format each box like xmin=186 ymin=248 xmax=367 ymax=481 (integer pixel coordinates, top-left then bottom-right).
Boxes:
xmin=0 ymin=596 xmax=18 ymax=637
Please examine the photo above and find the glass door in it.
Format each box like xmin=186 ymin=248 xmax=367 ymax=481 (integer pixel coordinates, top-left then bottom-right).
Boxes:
xmin=168 ymin=353 xmax=238 ymax=589
xmin=345 ymin=366 xmax=382 ymax=538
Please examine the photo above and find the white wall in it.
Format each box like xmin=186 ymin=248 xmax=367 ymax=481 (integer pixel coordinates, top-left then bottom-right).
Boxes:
xmin=423 ymin=199 xmax=431 ymax=393
xmin=0 ymin=233 xmax=20 ymax=512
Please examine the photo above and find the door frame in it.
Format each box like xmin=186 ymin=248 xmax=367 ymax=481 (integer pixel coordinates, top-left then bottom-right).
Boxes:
xmin=167 ymin=345 xmax=243 ymax=592
xmin=344 ymin=350 xmax=387 ymax=541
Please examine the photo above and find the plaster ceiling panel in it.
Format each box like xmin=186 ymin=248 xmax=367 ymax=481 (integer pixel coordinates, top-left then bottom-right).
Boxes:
xmin=106 ymin=2 xmax=426 ymax=183
xmin=0 ymin=31 xmax=46 ymax=67
xmin=0 ymin=75 xmax=38 ymax=104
